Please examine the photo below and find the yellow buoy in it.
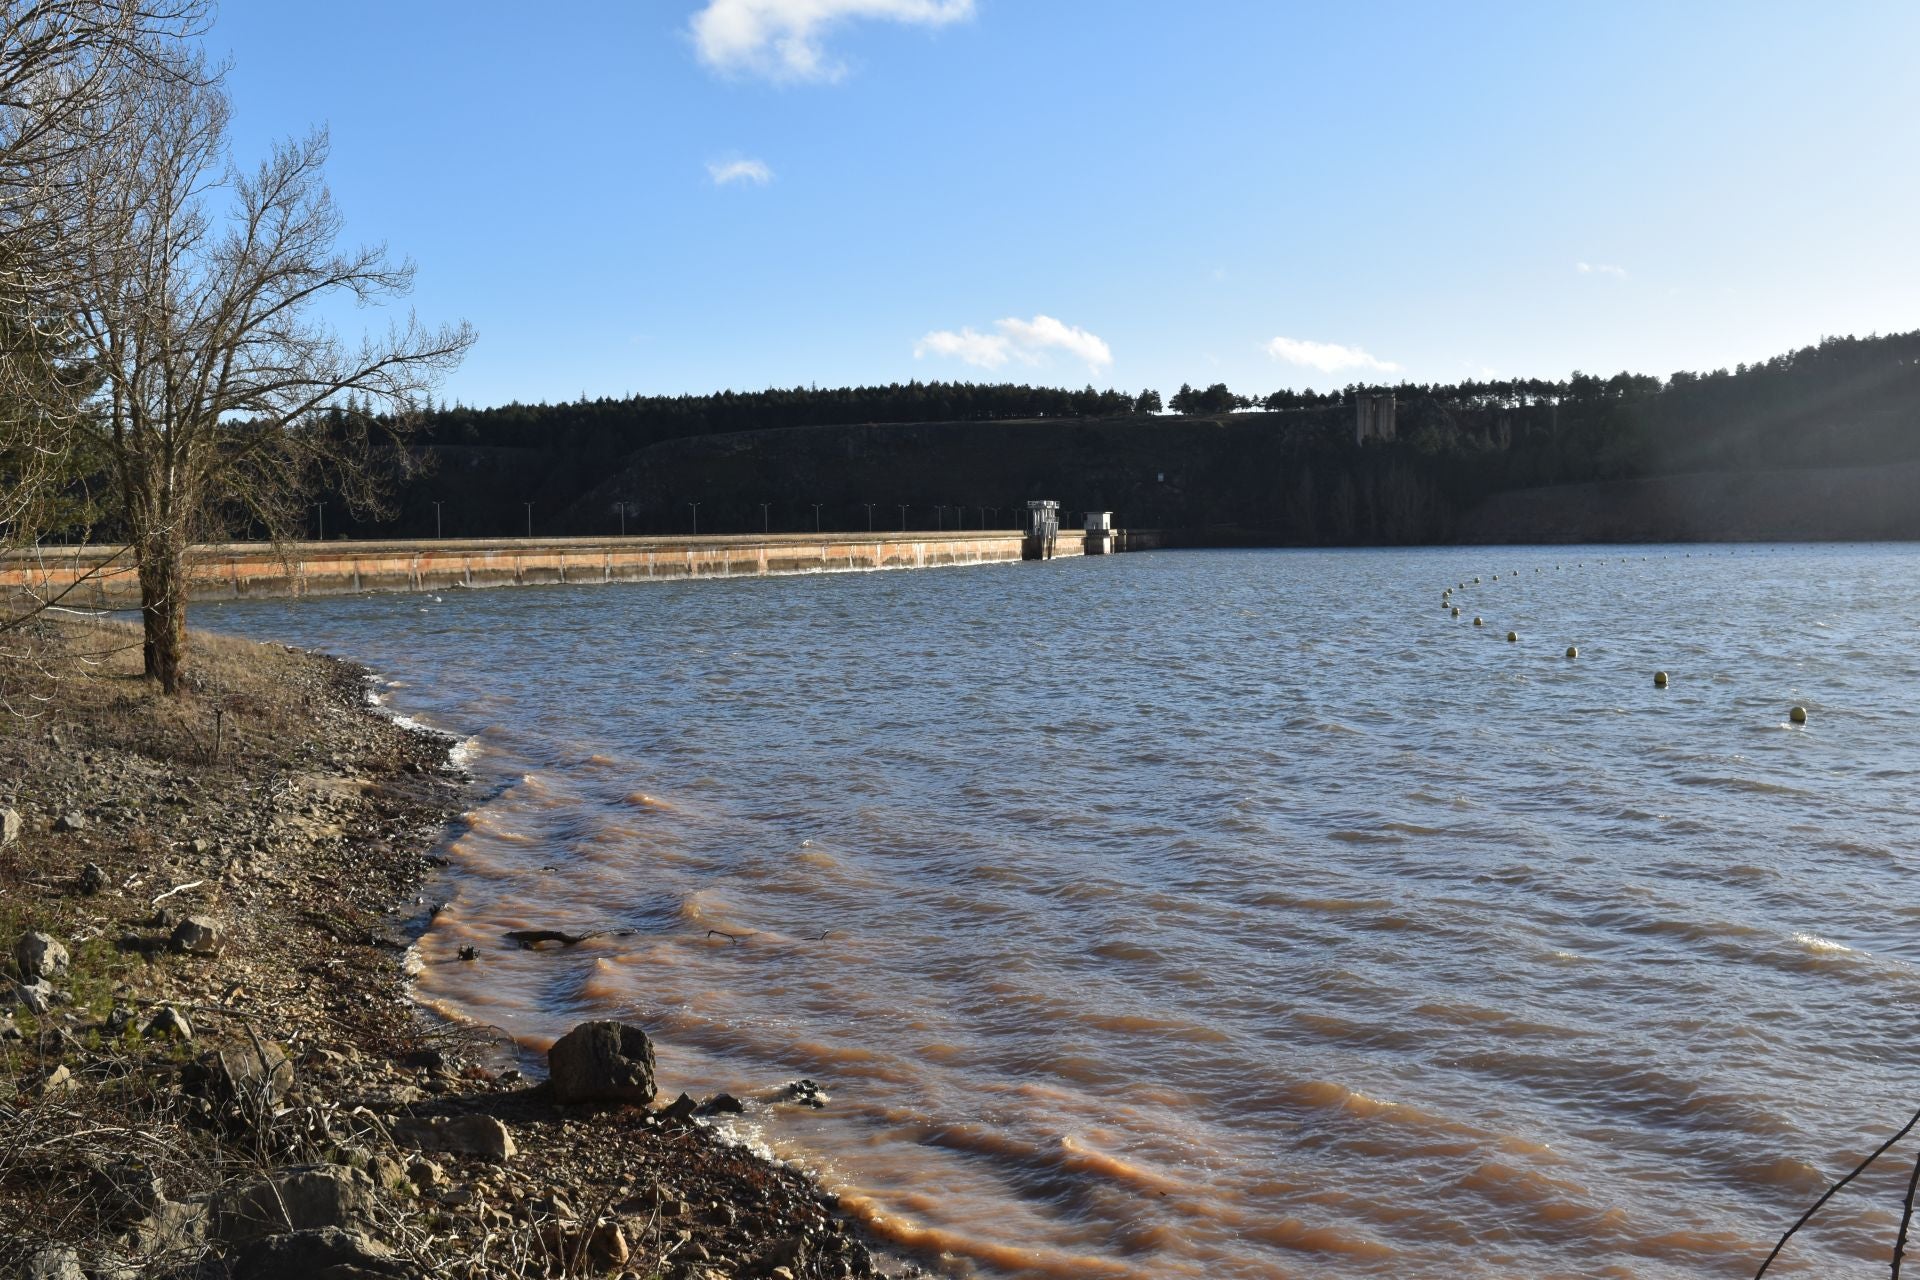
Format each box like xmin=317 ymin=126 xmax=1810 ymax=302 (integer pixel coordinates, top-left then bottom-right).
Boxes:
xmin=1507 ymin=631 xmax=1518 ymax=642
xmin=1789 ymin=705 xmax=1807 ymax=724
xmin=1474 ymin=616 xmax=1484 ymax=626
xmin=1654 ymin=671 xmax=1669 ymax=687
xmin=1566 ymin=646 xmax=1578 ymax=659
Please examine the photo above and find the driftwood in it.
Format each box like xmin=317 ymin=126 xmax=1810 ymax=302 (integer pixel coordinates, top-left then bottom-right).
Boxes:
xmin=151 ymin=879 xmax=203 ymax=905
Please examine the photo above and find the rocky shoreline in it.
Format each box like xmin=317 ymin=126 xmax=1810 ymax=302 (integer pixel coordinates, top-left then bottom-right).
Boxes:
xmin=0 ymin=618 xmax=889 ymax=1279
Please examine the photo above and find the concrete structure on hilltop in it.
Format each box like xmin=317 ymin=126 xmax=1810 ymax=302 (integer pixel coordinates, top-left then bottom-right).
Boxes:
xmin=1355 ymin=392 xmax=1397 ymax=445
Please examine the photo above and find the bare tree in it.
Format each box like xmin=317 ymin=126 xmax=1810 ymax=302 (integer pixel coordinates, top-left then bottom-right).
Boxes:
xmin=55 ymin=57 xmax=473 ymax=691
xmin=0 ymin=2 xmax=211 ymax=549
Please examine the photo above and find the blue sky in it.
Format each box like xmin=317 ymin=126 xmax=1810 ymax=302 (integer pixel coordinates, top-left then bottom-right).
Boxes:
xmin=215 ymin=1 xmax=1920 ymax=409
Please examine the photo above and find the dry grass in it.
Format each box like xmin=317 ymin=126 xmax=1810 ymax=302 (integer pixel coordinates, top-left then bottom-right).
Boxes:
xmin=0 ymin=612 xmax=328 ymax=773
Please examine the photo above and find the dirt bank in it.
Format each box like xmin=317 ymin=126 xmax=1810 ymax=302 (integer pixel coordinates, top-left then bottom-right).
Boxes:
xmin=0 ymin=617 xmax=889 ymax=1279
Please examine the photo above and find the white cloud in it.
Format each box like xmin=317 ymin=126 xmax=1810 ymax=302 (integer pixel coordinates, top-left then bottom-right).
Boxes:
xmin=707 ymin=157 xmax=773 ymax=186
xmin=690 ymin=0 xmax=973 ymax=82
xmin=1576 ymin=261 xmax=1627 ymax=278
xmin=915 ymin=314 xmax=1113 ymax=373
xmin=1264 ymin=336 xmax=1399 ymax=375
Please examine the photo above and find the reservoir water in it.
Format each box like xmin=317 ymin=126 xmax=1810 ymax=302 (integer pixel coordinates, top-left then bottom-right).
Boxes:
xmin=201 ymin=545 xmax=1920 ymax=1278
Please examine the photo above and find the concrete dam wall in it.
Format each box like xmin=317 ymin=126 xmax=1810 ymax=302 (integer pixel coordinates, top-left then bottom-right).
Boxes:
xmin=6 ymin=530 xmax=1074 ymax=609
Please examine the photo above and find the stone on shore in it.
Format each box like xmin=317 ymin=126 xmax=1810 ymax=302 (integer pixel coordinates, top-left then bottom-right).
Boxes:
xmin=37 ymin=1063 xmax=75 ymax=1097
xmin=389 ymin=1113 xmax=517 ymax=1161
xmin=659 ymin=1091 xmax=700 ymax=1123
xmin=140 ymin=1005 xmax=193 ymax=1040
xmin=16 ymin=930 xmax=69 ymax=980
xmin=52 ymin=811 xmax=87 ymax=833
xmin=170 ymin=915 xmax=224 ymax=956
xmin=215 ymin=1165 xmax=374 ymax=1242
xmin=224 ymin=1226 xmax=407 ymax=1279
xmin=547 ymin=1019 xmax=657 ymax=1106
xmin=20 ymin=1246 xmax=84 ymax=1280
xmin=77 ymin=862 xmax=108 ymax=895
xmin=0 ymin=806 xmax=21 ymax=846
xmin=191 ymin=1041 xmax=295 ymax=1109
xmin=12 ymin=977 xmax=54 ymax=1015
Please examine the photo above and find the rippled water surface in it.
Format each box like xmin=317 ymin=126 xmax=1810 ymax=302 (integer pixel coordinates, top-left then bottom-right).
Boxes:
xmin=202 ymin=545 xmax=1920 ymax=1278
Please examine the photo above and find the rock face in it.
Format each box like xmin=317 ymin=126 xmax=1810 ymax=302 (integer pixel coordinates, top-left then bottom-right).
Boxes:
xmin=16 ymin=930 xmax=70 ymax=980
xmin=389 ymin=1113 xmax=517 ymax=1161
xmin=547 ymin=1020 xmax=657 ymax=1106
xmin=169 ymin=915 xmax=224 ymax=956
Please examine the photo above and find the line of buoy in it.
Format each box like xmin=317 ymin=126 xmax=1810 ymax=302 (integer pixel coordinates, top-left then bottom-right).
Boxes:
xmin=1436 ymin=562 xmax=1807 ymax=729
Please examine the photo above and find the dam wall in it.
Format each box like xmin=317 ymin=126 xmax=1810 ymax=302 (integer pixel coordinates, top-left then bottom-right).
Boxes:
xmin=5 ymin=530 xmax=1077 ymax=609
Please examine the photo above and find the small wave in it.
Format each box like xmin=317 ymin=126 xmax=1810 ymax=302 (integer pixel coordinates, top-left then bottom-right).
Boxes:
xmin=1241 ymin=1216 xmax=1396 ymax=1259
xmin=1790 ymin=931 xmax=1858 ymax=956
xmin=1058 ymin=1136 xmax=1188 ymax=1194
xmin=835 ymin=1194 xmax=1141 ymax=1278
xmin=1675 ymin=774 xmax=1809 ymax=797
xmin=623 ymin=791 xmax=675 ymax=811
xmin=1328 ymin=829 xmax=1408 ymax=845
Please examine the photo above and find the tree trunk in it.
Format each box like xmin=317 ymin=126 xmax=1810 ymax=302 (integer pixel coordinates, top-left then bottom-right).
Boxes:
xmin=138 ymin=533 xmax=188 ymax=694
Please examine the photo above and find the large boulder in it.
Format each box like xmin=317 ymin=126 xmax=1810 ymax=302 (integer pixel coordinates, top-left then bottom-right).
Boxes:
xmin=17 ymin=930 xmax=69 ymax=980
xmin=214 ymin=1165 xmax=373 ymax=1243
xmin=388 ymin=1113 xmax=516 ymax=1161
xmin=0 ymin=807 xmax=21 ymax=846
xmin=546 ymin=1020 xmax=657 ymax=1107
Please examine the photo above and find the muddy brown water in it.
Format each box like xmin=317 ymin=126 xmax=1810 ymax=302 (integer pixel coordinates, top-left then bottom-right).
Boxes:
xmin=202 ymin=545 xmax=1920 ymax=1277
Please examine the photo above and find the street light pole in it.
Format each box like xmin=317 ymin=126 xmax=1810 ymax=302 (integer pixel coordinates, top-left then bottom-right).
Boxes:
xmin=898 ymin=504 xmax=907 ymax=532
xmin=812 ymin=503 xmax=823 ymax=532
xmin=688 ymin=502 xmax=700 ymax=535
xmin=524 ymin=502 xmax=533 ymax=538
xmin=616 ymin=502 xmax=626 ymax=536
xmin=759 ymin=502 xmax=770 ymax=534
xmin=934 ymin=504 xmax=945 ymax=531
xmin=432 ymin=501 xmax=443 ymax=539
xmin=315 ymin=502 xmax=325 ymax=542
xmin=862 ymin=503 xmax=875 ymax=531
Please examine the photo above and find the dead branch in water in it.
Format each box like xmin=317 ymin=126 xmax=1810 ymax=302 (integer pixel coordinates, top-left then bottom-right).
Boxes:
xmin=705 ymin=929 xmax=752 ymax=945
